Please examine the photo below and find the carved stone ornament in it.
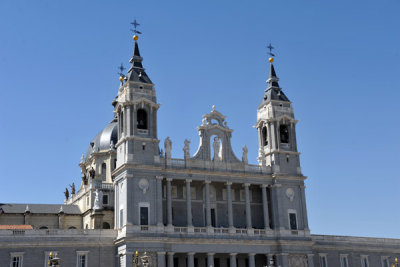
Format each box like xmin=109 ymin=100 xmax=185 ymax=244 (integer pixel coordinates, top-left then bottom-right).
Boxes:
xmin=138 ymin=178 xmax=149 ymax=194
xmin=286 ymin=187 xmax=295 ymax=202
xmin=288 ymin=254 xmax=308 ymax=267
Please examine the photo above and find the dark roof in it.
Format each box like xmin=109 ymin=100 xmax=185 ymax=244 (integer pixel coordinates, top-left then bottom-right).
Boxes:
xmin=127 ymin=41 xmax=152 ymax=84
xmin=0 ymin=204 xmax=81 ymax=214
xmin=261 ymin=63 xmax=290 ymax=104
xmin=86 ymin=119 xmax=118 ymax=159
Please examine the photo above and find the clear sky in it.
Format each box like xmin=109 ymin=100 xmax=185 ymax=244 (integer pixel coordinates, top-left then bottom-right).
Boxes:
xmin=0 ymin=0 xmax=399 ymax=238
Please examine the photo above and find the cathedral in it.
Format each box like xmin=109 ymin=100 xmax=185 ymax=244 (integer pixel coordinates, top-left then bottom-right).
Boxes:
xmin=0 ymin=31 xmax=399 ymax=267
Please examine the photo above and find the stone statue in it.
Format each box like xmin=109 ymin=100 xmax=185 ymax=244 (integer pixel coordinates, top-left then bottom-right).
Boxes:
xmin=140 ymin=252 xmax=151 ymax=267
xmin=164 ymin=137 xmax=172 ymax=160
xmin=183 ymin=139 xmax=190 ymax=159
xmin=64 ymin=188 xmax=69 ymax=200
xmin=82 ymin=173 xmax=88 ymax=185
xmin=93 ymin=189 xmax=103 ymax=210
xmin=242 ymin=145 xmax=248 ymax=165
xmin=110 ymin=140 xmax=115 ymax=150
xmin=70 ymin=183 xmax=76 ymax=195
xmin=213 ymin=137 xmax=221 ymax=161
xmin=202 ymin=117 xmax=207 ymax=125
xmin=89 ymin=168 xmax=95 ymax=179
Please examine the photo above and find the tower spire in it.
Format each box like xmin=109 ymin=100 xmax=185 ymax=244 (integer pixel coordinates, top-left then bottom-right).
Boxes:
xmin=127 ymin=20 xmax=152 ymax=84
xmin=262 ymin=45 xmax=289 ymax=103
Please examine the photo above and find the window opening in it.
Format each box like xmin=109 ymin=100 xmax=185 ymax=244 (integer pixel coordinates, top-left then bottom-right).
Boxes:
xmin=262 ymin=126 xmax=268 ymax=146
xmin=102 ymin=222 xmax=111 ymax=229
xmin=102 ymin=194 xmax=108 ymax=205
xmin=101 ymin=163 xmax=106 ymax=180
xmin=289 ymin=213 xmax=297 ymax=230
xmin=137 ymin=109 xmax=148 ymax=130
xmin=140 ymin=207 xmax=149 ymax=225
xmin=279 ymin=125 xmax=289 ymax=143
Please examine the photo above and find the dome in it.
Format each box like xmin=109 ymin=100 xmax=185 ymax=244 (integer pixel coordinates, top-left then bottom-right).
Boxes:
xmin=85 ymin=119 xmax=118 ymax=160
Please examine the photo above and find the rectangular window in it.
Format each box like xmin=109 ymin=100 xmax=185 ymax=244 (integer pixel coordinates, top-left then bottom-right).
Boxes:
xmin=10 ymin=254 xmax=23 ymax=267
xmin=382 ymin=257 xmax=390 ymax=267
xmin=76 ymin=252 xmax=88 ymax=267
xmin=289 ymin=213 xmax=297 ymax=230
xmin=340 ymin=255 xmax=348 ymax=267
xmin=319 ymin=255 xmax=328 ymax=267
xmin=361 ymin=256 xmax=369 ymax=267
xmin=140 ymin=207 xmax=149 ymax=225
xmin=86 ymin=194 xmax=90 ymax=207
xmin=102 ymin=194 xmax=109 ymax=205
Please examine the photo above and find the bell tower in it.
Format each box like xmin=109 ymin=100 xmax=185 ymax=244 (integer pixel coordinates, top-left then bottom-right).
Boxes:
xmin=256 ymin=56 xmax=301 ymax=175
xmin=114 ymin=32 xmax=160 ymax=167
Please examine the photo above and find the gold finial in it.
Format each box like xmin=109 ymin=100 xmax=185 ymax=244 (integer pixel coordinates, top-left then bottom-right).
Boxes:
xmin=49 ymin=252 xmax=53 ymax=258
xmin=133 ymin=35 xmax=139 ymax=41
xmin=135 ymin=251 xmax=139 ymax=256
xmin=269 ymin=57 xmax=274 ymax=63
xmin=119 ymin=76 xmax=124 ymax=82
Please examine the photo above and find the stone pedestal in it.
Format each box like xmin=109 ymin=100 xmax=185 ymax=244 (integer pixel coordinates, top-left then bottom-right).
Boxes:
xmin=91 ymin=210 xmax=104 ymax=229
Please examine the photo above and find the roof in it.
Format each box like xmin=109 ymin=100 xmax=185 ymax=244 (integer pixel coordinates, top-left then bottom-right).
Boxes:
xmin=85 ymin=119 xmax=118 ymax=159
xmin=260 ymin=63 xmax=290 ymax=105
xmin=0 ymin=225 xmax=33 ymax=230
xmin=0 ymin=204 xmax=81 ymax=214
xmin=127 ymin=40 xmax=153 ymax=84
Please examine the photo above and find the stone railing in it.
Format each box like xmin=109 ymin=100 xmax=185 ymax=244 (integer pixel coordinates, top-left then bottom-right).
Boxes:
xmin=162 ymin=158 xmax=271 ymax=175
xmin=0 ymin=229 xmax=116 ymax=237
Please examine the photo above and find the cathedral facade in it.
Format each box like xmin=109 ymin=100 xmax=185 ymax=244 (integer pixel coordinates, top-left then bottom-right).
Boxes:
xmin=0 ymin=34 xmax=399 ymax=267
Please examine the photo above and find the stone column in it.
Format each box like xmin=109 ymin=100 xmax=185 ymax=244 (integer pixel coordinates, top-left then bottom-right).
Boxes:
xmin=244 ymin=183 xmax=252 ymax=228
xmin=261 ymin=184 xmax=270 ymax=230
xmin=186 ymin=179 xmax=193 ymax=227
xmin=166 ymin=178 xmax=173 ymax=227
xmin=267 ymin=122 xmax=273 ymax=149
xmin=207 ymin=253 xmax=215 ymax=267
xmin=205 ymin=181 xmax=212 ymax=227
xmin=126 ymin=106 xmax=131 ymax=136
xmin=187 ymin=252 xmax=195 ymax=267
xmin=270 ymin=183 xmax=282 ymax=229
xmin=248 ymin=253 xmax=255 ymax=267
xmin=125 ymin=253 xmax=133 ymax=267
xmin=226 ymin=182 xmax=233 ymax=228
xmin=300 ymin=185 xmax=309 ymax=230
xmin=156 ymin=176 xmax=164 ymax=227
xmin=167 ymin=252 xmax=174 ymax=267
xmin=157 ymin=252 xmax=166 ymax=267
xmin=229 ymin=253 xmax=237 ymax=267
xmin=307 ymin=254 xmax=314 ymax=267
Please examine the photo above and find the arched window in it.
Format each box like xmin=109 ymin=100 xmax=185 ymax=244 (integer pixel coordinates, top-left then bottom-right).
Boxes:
xmin=137 ymin=109 xmax=148 ymax=130
xmin=280 ymin=125 xmax=289 ymax=144
xmin=101 ymin=163 xmax=107 ymax=180
xmin=39 ymin=226 xmax=48 ymax=229
xmin=262 ymin=126 xmax=268 ymax=146
xmin=102 ymin=222 xmax=111 ymax=229
xmin=68 ymin=226 xmax=77 ymax=229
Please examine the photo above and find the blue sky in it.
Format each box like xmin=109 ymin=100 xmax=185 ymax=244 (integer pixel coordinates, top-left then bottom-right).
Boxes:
xmin=0 ymin=0 xmax=399 ymax=238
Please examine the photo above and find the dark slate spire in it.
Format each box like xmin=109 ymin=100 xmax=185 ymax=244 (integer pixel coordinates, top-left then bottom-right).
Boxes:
xmin=262 ymin=61 xmax=290 ymax=103
xmin=127 ymin=38 xmax=153 ymax=84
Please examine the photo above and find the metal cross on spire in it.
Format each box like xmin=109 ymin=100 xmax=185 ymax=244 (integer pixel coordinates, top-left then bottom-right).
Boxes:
xmin=118 ymin=63 xmax=126 ymax=76
xmin=267 ymin=43 xmax=275 ymax=57
xmin=130 ymin=19 xmax=142 ymax=35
